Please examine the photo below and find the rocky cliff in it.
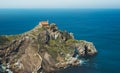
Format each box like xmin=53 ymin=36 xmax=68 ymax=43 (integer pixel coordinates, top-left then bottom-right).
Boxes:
xmin=0 ymin=22 xmax=97 ymax=73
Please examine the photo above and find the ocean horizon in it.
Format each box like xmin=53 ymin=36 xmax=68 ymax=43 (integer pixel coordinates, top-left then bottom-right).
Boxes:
xmin=0 ymin=9 xmax=120 ymax=73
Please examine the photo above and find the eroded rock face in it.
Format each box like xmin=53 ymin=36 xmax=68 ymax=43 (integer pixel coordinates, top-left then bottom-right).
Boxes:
xmin=0 ymin=22 xmax=97 ymax=73
xmin=18 ymin=43 xmax=42 ymax=73
xmin=41 ymin=52 xmax=56 ymax=73
xmin=0 ymin=36 xmax=43 ymax=73
xmin=38 ymin=30 xmax=50 ymax=45
xmin=76 ymin=41 xmax=97 ymax=57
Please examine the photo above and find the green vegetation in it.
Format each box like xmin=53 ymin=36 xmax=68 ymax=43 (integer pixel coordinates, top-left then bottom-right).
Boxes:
xmin=66 ymin=39 xmax=79 ymax=46
xmin=0 ymin=36 xmax=9 ymax=45
xmin=0 ymin=35 xmax=20 ymax=45
xmin=37 ymin=28 xmax=45 ymax=32
xmin=46 ymin=46 xmax=58 ymax=61
xmin=6 ymin=35 xmax=20 ymax=41
xmin=46 ymin=39 xmax=74 ymax=61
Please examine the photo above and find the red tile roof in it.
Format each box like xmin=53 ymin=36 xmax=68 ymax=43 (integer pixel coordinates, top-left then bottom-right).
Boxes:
xmin=40 ymin=21 xmax=48 ymax=26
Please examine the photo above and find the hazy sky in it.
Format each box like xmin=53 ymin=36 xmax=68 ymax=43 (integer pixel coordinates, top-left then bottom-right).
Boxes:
xmin=0 ymin=0 xmax=120 ymax=8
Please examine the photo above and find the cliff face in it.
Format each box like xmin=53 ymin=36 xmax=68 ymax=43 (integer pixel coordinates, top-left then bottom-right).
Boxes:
xmin=0 ymin=22 xmax=97 ymax=73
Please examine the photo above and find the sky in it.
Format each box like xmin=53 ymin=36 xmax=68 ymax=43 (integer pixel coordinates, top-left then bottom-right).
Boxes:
xmin=0 ymin=0 xmax=120 ymax=8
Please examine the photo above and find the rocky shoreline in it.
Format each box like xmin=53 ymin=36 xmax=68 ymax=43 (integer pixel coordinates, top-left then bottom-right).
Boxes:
xmin=0 ymin=21 xmax=97 ymax=73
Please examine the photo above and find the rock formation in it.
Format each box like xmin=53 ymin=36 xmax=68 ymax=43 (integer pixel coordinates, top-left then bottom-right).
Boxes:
xmin=0 ymin=22 xmax=97 ymax=73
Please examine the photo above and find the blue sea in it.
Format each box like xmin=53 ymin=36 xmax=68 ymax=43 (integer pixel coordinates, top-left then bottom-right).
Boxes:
xmin=0 ymin=9 xmax=120 ymax=73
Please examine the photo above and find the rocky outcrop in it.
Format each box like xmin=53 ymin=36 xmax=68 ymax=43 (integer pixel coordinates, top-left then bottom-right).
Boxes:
xmin=76 ymin=40 xmax=97 ymax=57
xmin=0 ymin=22 xmax=97 ymax=73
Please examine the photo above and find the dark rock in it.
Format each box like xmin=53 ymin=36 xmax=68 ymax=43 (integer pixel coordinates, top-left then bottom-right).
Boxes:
xmin=38 ymin=30 xmax=50 ymax=45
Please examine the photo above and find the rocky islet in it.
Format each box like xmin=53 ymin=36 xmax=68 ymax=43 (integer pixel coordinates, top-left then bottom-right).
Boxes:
xmin=0 ymin=21 xmax=97 ymax=73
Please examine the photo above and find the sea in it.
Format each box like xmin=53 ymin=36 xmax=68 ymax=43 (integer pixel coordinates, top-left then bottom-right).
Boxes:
xmin=0 ymin=9 xmax=120 ymax=73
